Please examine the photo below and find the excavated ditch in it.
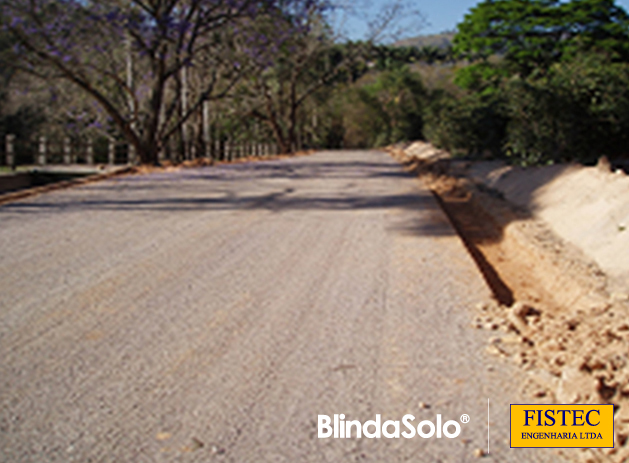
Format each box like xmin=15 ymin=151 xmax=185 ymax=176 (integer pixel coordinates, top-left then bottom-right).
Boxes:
xmin=391 ymin=149 xmax=629 ymax=463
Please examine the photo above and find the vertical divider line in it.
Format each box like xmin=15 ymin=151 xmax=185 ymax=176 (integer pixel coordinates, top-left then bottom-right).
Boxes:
xmin=488 ymin=398 xmax=490 ymax=454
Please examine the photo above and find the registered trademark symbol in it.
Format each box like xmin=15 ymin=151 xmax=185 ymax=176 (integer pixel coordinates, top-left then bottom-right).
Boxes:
xmin=461 ymin=414 xmax=470 ymax=424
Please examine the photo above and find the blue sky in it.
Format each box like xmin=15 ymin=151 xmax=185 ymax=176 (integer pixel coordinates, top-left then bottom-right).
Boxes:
xmin=341 ymin=0 xmax=629 ymax=40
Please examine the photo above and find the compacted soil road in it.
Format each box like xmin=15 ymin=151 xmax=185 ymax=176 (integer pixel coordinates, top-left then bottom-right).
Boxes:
xmin=0 ymin=151 xmax=564 ymax=462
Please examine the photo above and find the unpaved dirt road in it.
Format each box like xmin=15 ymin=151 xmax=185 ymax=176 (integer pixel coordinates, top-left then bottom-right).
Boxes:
xmin=0 ymin=151 xmax=565 ymax=462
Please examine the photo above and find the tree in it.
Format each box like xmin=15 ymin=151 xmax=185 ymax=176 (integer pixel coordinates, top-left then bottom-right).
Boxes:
xmin=358 ymin=66 xmax=425 ymax=144
xmin=0 ymin=9 xmax=15 ymax=118
xmin=502 ymin=53 xmax=629 ymax=164
xmin=1 ymin=0 xmax=320 ymax=164
xmin=219 ymin=0 xmax=425 ymax=154
xmin=244 ymin=30 xmax=367 ymax=153
xmin=454 ymin=0 xmax=629 ymax=79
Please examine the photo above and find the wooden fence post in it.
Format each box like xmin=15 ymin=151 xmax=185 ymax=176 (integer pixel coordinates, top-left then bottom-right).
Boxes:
xmin=205 ymin=137 xmax=211 ymax=159
xmin=128 ymin=144 xmax=136 ymax=165
xmin=5 ymin=134 xmax=15 ymax=168
xmin=203 ymin=100 xmax=211 ymax=158
xmin=108 ymin=139 xmax=115 ymax=165
xmin=86 ymin=139 xmax=94 ymax=165
xmin=63 ymin=137 xmax=72 ymax=164
xmin=38 ymin=136 xmax=47 ymax=166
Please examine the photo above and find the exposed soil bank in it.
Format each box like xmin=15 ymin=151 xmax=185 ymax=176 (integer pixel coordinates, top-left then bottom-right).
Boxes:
xmin=391 ymin=142 xmax=629 ymax=463
xmin=467 ymin=159 xmax=629 ymax=296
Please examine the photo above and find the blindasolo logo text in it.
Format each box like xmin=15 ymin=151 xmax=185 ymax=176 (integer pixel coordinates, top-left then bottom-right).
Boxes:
xmin=318 ymin=414 xmax=468 ymax=439
xmin=511 ymin=404 xmax=614 ymax=448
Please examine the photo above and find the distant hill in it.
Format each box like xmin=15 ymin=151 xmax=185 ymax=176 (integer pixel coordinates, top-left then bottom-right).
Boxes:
xmin=393 ymin=32 xmax=455 ymax=50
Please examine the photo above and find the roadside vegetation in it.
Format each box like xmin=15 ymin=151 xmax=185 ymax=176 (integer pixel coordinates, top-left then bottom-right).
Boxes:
xmin=335 ymin=0 xmax=629 ymax=166
xmin=1 ymin=0 xmax=628 ymax=166
xmin=439 ymin=0 xmax=629 ymax=166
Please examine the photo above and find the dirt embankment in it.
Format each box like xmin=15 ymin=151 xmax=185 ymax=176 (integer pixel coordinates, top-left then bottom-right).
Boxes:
xmin=466 ymin=159 xmax=629 ymax=295
xmin=391 ymin=142 xmax=629 ymax=463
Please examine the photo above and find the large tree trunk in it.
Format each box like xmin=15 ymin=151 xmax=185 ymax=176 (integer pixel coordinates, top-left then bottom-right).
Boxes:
xmin=139 ymin=137 xmax=160 ymax=165
xmin=138 ymin=59 xmax=167 ymax=165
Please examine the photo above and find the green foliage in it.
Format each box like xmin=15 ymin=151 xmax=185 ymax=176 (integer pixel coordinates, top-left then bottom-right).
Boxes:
xmin=0 ymin=106 xmax=46 ymax=141
xmin=340 ymin=88 xmax=389 ymax=148
xmin=340 ymin=66 xmax=426 ymax=148
xmin=556 ymin=0 xmax=629 ymax=61
xmin=503 ymin=54 xmax=629 ymax=165
xmin=423 ymin=90 xmax=506 ymax=157
xmin=2 ymin=0 xmax=627 ymax=168
xmin=501 ymin=78 xmax=579 ymax=165
xmin=0 ymin=10 xmax=16 ymax=127
xmin=369 ymin=44 xmax=453 ymax=71
xmin=454 ymin=0 xmax=629 ymax=80
xmin=453 ymin=62 xmax=509 ymax=92
xmin=423 ymin=53 xmax=629 ymax=165
xmin=362 ymin=67 xmax=425 ymax=141
xmin=422 ymin=0 xmax=629 ymax=165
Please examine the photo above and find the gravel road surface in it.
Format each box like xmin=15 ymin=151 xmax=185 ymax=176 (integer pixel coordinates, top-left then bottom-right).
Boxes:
xmin=0 ymin=150 xmax=565 ymax=462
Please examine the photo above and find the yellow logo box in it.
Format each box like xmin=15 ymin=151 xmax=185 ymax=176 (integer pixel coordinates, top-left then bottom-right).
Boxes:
xmin=511 ymin=404 xmax=614 ymax=448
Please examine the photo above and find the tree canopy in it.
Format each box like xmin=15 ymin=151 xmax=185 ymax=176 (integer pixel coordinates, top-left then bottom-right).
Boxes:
xmin=454 ymin=0 xmax=629 ymax=78
xmin=1 ymin=0 xmax=324 ymax=163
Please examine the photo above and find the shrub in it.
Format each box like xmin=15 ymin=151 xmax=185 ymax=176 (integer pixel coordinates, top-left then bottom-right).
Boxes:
xmin=424 ymin=53 xmax=629 ymax=166
xmin=503 ymin=55 xmax=629 ymax=165
xmin=332 ymin=66 xmax=427 ymax=148
xmin=423 ymin=90 xmax=506 ymax=158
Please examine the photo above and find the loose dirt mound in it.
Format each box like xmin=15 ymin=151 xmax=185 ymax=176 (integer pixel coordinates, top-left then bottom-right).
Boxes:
xmin=391 ymin=142 xmax=629 ymax=463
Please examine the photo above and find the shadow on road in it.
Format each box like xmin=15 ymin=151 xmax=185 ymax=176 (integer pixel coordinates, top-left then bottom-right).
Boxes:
xmin=0 ymin=156 xmax=458 ymax=238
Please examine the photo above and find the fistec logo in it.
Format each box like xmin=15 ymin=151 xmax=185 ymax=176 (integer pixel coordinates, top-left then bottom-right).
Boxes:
xmin=511 ymin=404 xmax=614 ymax=448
